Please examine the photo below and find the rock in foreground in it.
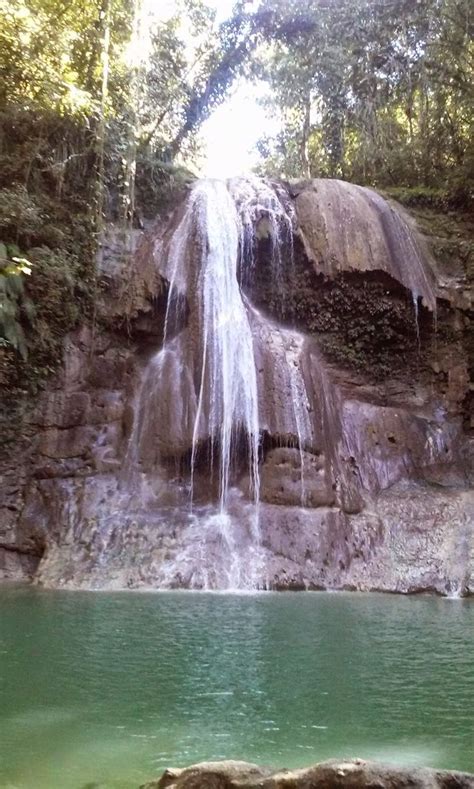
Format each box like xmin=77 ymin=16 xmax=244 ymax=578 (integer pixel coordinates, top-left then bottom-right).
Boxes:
xmin=141 ymin=758 xmax=474 ymax=789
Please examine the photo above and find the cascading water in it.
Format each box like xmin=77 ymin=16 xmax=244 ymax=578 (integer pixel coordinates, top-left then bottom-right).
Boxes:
xmin=188 ymin=180 xmax=260 ymax=512
xmin=413 ymin=293 xmax=421 ymax=352
xmin=124 ymin=177 xmax=294 ymax=589
xmin=229 ymin=175 xmax=295 ymax=310
xmin=286 ymin=339 xmax=311 ymax=507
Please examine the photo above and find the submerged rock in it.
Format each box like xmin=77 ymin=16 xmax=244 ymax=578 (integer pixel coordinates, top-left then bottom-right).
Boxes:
xmin=141 ymin=758 xmax=474 ymax=788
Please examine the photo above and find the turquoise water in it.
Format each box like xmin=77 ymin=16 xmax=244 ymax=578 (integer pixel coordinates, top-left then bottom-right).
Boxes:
xmin=0 ymin=587 xmax=473 ymax=788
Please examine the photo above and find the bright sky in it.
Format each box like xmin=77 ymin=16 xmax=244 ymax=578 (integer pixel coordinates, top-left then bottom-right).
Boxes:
xmin=199 ymin=81 xmax=278 ymax=177
xmin=152 ymin=0 xmax=276 ymax=177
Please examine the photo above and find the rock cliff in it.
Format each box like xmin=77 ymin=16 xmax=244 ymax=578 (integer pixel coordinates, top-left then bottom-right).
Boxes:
xmin=0 ymin=177 xmax=472 ymax=593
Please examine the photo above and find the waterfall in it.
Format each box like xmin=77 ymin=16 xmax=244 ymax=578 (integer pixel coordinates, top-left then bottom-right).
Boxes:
xmin=125 ymin=178 xmax=298 ymax=588
xmin=229 ymin=175 xmax=295 ymax=307
xmin=188 ymin=180 xmax=260 ymax=513
xmin=286 ymin=341 xmax=310 ymax=507
xmin=122 ymin=174 xmax=438 ymax=591
xmin=128 ymin=180 xmax=262 ymax=506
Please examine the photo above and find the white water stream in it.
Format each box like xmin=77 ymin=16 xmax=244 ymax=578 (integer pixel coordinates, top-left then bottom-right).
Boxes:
xmin=188 ymin=180 xmax=260 ymax=512
xmin=125 ymin=177 xmax=294 ymax=588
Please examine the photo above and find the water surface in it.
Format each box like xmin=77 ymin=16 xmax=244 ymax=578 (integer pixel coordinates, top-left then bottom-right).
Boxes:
xmin=0 ymin=587 xmax=473 ymax=788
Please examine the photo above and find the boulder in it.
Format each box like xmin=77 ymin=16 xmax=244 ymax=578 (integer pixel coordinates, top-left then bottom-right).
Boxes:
xmin=141 ymin=758 xmax=474 ymax=788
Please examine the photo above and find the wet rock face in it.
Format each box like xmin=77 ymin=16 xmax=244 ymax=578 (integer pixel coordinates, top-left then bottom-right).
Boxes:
xmin=141 ymin=758 xmax=474 ymax=789
xmin=0 ymin=177 xmax=472 ymax=593
xmin=294 ymin=179 xmax=437 ymax=310
xmin=259 ymin=448 xmax=335 ymax=508
xmin=248 ymin=251 xmax=434 ymax=384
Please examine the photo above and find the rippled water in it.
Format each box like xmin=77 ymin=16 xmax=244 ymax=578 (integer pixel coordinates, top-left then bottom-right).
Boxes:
xmin=0 ymin=587 xmax=473 ymax=788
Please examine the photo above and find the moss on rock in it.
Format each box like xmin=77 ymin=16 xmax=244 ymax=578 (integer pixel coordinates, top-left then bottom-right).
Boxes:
xmin=247 ymin=236 xmax=433 ymax=382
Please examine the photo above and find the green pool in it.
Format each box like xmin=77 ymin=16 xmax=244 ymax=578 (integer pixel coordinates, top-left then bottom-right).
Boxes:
xmin=0 ymin=587 xmax=472 ymax=788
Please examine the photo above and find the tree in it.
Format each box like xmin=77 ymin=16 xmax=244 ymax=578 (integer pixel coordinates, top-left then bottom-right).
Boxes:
xmin=253 ymin=0 xmax=473 ymax=193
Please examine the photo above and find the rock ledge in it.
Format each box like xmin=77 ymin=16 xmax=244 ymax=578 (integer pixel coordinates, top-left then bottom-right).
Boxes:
xmin=141 ymin=758 xmax=474 ymax=788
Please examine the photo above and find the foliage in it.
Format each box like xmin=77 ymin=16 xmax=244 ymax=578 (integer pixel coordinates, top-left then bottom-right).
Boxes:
xmin=0 ymin=113 xmax=96 ymax=398
xmin=0 ymin=0 xmax=132 ymax=114
xmin=253 ymin=0 xmax=473 ymax=197
xmin=0 ymin=0 xmax=127 ymax=400
xmin=136 ymin=2 xmax=262 ymax=160
xmin=0 ymin=0 xmax=235 ymax=408
xmin=0 ymin=187 xmax=43 ymax=240
xmin=134 ymin=156 xmax=195 ymax=220
xmin=0 ymin=246 xmax=34 ymax=360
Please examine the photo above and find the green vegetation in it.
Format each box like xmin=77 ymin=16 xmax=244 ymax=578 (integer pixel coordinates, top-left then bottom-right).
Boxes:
xmin=255 ymin=0 xmax=473 ymax=201
xmin=0 ymin=110 xmax=96 ymax=398
xmin=0 ymin=0 xmax=207 ymax=396
xmin=0 ymin=0 xmax=264 ymax=397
